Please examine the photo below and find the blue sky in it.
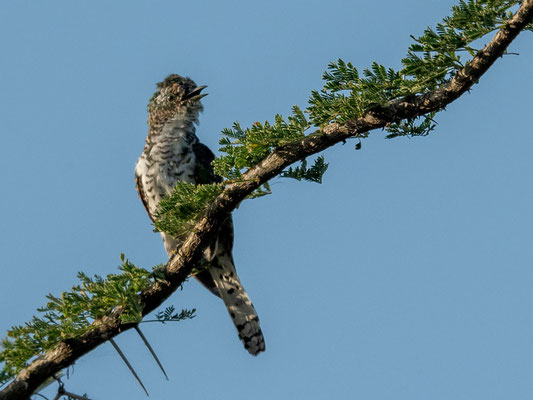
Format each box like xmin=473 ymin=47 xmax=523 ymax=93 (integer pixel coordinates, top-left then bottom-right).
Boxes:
xmin=1 ymin=1 xmax=532 ymax=399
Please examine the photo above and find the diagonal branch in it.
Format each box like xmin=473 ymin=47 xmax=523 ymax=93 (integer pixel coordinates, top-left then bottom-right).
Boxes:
xmin=1 ymin=1 xmax=532 ymax=398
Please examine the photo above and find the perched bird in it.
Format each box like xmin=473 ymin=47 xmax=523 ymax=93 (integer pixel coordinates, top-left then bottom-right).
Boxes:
xmin=135 ymin=74 xmax=265 ymax=356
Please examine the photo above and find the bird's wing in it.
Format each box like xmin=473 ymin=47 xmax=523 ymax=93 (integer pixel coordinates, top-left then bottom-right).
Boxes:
xmin=192 ymin=142 xmax=222 ymax=184
xmin=191 ymin=141 xmax=225 ymax=297
xmin=192 ymin=141 xmax=234 ymax=250
xmin=135 ymin=172 xmax=154 ymax=223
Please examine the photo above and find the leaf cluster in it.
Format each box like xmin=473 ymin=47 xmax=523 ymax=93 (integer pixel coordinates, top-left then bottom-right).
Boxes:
xmin=209 ymin=106 xmax=311 ymax=197
xmin=154 ymin=182 xmax=224 ymax=239
xmin=309 ymin=61 xmax=406 ymax=126
xmin=0 ymin=255 xmax=158 ymax=384
xmin=153 ymin=306 xmax=196 ymax=324
xmin=281 ymin=156 xmax=329 ymax=183
xmin=308 ymin=0 xmax=522 ymax=135
xmin=213 ymin=106 xmax=310 ymax=179
xmin=385 ymin=111 xmax=438 ymax=139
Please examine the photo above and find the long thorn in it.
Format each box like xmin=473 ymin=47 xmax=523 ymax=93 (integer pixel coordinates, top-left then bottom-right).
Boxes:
xmin=109 ymin=338 xmax=149 ymax=397
xmin=135 ymin=326 xmax=169 ymax=380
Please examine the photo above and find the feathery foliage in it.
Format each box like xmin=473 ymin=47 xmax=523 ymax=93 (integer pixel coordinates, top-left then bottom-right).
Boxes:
xmin=308 ymin=0 xmax=523 ymax=135
xmin=0 ymin=255 xmax=191 ymax=384
xmin=154 ymin=182 xmax=223 ymax=239
xmin=151 ymin=306 xmax=196 ymax=324
xmin=213 ymin=106 xmax=310 ymax=178
xmin=212 ymin=105 xmax=311 ymax=197
xmin=281 ymin=156 xmax=329 ymax=183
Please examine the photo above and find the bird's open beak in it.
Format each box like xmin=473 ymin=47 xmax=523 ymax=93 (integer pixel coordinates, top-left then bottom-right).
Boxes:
xmin=183 ymin=85 xmax=208 ymax=102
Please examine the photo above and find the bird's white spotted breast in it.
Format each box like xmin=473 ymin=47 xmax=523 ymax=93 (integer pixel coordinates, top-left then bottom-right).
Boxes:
xmin=135 ymin=116 xmax=198 ymax=217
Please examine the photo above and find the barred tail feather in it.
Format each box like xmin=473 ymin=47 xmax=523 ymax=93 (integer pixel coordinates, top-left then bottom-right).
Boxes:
xmin=209 ymin=255 xmax=265 ymax=356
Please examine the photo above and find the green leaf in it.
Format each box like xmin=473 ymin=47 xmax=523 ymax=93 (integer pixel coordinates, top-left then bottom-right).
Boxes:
xmin=282 ymin=156 xmax=329 ymax=184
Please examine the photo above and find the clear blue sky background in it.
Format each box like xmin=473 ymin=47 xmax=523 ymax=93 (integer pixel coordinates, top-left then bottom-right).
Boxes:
xmin=1 ymin=1 xmax=532 ymax=399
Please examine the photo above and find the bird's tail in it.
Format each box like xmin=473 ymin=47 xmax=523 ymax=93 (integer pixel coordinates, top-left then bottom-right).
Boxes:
xmin=209 ymin=254 xmax=265 ymax=356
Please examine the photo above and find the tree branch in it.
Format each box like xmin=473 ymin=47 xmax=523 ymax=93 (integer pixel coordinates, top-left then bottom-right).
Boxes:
xmin=2 ymin=1 xmax=532 ymax=398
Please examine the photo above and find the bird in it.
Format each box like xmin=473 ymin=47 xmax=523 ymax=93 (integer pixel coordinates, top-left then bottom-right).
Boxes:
xmin=135 ymin=74 xmax=265 ymax=356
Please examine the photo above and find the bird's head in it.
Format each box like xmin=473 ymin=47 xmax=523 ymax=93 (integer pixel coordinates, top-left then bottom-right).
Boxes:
xmin=147 ymin=74 xmax=207 ymax=128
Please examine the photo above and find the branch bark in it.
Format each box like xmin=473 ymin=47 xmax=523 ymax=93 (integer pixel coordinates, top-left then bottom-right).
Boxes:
xmin=2 ymin=1 xmax=532 ymax=398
